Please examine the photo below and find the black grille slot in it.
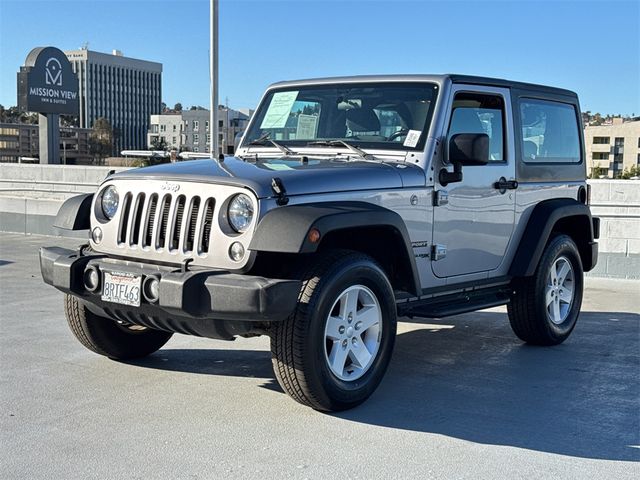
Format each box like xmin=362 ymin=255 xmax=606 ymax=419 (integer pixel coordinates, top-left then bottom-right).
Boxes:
xmin=143 ymin=194 xmax=158 ymax=247
xmin=117 ymin=193 xmax=132 ymax=244
xmin=200 ymin=199 xmax=214 ymax=253
xmin=170 ymin=195 xmax=186 ymax=251
xmin=157 ymin=195 xmax=172 ymax=248
xmin=185 ymin=197 xmax=200 ymax=252
xmin=131 ymin=193 xmax=145 ymax=246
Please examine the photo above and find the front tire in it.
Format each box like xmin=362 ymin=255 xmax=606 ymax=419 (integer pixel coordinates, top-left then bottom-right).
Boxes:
xmin=508 ymin=234 xmax=584 ymax=345
xmin=270 ymin=251 xmax=397 ymax=412
xmin=64 ymin=294 xmax=173 ymax=360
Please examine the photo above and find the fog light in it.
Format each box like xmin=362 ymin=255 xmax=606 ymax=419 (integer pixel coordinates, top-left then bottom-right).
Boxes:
xmin=142 ymin=275 xmax=160 ymax=303
xmin=83 ymin=266 xmax=100 ymax=292
xmin=229 ymin=242 xmax=245 ymax=262
xmin=92 ymin=227 xmax=103 ymax=244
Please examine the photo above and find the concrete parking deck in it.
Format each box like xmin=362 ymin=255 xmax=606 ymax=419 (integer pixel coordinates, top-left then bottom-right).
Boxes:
xmin=1 ymin=232 xmax=638 ymax=479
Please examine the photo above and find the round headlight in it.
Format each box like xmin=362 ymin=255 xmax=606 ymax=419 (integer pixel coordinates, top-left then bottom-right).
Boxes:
xmin=228 ymin=194 xmax=254 ymax=233
xmin=101 ymin=186 xmax=119 ymax=219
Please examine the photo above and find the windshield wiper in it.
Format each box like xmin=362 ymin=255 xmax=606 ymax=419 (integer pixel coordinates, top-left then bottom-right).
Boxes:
xmin=248 ymin=133 xmax=294 ymax=156
xmin=307 ymin=139 xmax=375 ymax=160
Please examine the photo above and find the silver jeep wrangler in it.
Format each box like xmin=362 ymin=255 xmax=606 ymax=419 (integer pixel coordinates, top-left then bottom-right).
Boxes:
xmin=41 ymin=75 xmax=599 ymax=411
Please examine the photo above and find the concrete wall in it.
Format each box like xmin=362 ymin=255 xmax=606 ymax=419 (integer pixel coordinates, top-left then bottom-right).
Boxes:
xmin=588 ymin=180 xmax=640 ymax=255
xmin=0 ymin=165 xmax=638 ymax=275
xmin=0 ymin=164 xmax=129 ymax=236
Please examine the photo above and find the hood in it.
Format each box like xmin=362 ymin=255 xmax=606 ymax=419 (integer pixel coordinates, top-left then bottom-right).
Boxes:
xmin=110 ymin=156 xmax=425 ymax=198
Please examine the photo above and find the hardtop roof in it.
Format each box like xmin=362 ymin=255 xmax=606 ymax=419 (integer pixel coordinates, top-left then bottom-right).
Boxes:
xmin=267 ymin=74 xmax=577 ymax=98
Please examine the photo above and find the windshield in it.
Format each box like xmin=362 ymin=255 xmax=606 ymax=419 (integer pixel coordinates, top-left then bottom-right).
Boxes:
xmin=242 ymin=82 xmax=438 ymax=151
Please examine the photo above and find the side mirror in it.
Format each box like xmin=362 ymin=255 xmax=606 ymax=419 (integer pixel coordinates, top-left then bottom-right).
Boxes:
xmin=439 ymin=133 xmax=490 ymax=186
xmin=448 ymin=133 xmax=490 ymax=166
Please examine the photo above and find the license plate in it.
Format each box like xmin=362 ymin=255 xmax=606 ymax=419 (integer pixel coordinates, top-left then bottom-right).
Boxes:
xmin=102 ymin=271 xmax=142 ymax=307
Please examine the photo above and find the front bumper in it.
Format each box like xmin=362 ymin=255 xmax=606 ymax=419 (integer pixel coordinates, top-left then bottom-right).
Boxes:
xmin=40 ymin=246 xmax=300 ymax=338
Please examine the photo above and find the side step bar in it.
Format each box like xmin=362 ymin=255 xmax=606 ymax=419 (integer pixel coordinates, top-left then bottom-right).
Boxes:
xmin=397 ymin=286 xmax=511 ymax=319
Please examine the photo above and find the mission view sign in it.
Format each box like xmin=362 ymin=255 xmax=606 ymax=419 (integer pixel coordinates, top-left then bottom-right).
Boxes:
xmin=18 ymin=47 xmax=79 ymax=115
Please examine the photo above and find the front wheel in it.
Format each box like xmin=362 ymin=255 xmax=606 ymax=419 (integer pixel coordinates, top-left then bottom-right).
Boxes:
xmin=270 ymin=251 xmax=397 ymax=411
xmin=508 ymin=234 xmax=584 ymax=345
xmin=64 ymin=294 xmax=173 ymax=360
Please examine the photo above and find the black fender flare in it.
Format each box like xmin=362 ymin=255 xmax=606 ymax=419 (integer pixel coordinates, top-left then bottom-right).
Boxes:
xmin=249 ymin=201 xmax=421 ymax=295
xmin=509 ymin=198 xmax=597 ymax=277
xmin=53 ymin=193 xmax=93 ymax=230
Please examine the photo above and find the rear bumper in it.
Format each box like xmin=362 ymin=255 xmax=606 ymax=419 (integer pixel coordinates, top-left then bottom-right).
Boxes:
xmin=40 ymin=246 xmax=300 ymax=327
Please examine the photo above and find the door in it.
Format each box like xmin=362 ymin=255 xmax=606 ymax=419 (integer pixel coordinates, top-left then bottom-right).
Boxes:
xmin=432 ymin=85 xmax=516 ymax=278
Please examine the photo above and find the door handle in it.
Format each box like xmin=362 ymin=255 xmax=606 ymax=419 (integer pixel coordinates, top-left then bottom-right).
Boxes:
xmin=494 ymin=177 xmax=518 ymax=194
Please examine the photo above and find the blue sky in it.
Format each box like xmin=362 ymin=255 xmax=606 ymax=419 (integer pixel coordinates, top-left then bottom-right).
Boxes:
xmin=0 ymin=0 xmax=638 ymax=114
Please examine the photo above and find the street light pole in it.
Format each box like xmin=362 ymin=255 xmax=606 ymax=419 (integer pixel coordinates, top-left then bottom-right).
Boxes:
xmin=210 ymin=0 xmax=219 ymax=156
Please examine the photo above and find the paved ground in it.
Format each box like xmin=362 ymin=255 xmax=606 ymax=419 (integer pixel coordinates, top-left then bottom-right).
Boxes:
xmin=1 ymin=232 xmax=638 ymax=479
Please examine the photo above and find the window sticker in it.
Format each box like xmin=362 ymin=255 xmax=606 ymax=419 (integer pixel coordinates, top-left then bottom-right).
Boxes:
xmin=296 ymin=114 xmax=319 ymax=139
xmin=260 ymin=91 xmax=299 ymax=129
xmin=263 ymin=162 xmax=295 ymax=171
xmin=403 ymin=129 xmax=422 ymax=148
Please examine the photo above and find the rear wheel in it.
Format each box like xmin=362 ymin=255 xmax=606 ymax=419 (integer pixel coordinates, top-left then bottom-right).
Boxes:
xmin=64 ymin=294 xmax=173 ymax=360
xmin=270 ymin=251 xmax=397 ymax=411
xmin=508 ymin=234 xmax=584 ymax=345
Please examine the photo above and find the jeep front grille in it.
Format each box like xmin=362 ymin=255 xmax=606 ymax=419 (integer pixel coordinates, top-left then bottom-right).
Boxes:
xmin=117 ymin=191 xmax=216 ymax=256
xmin=91 ymin=180 xmax=257 ymax=270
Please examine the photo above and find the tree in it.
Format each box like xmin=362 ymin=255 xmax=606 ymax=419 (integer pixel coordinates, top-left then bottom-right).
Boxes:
xmin=161 ymin=102 xmax=167 ymax=113
xmin=89 ymin=117 xmax=114 ymax=164
xmin=174 ymin=103 xmax=183 ymax=112
xmin=151 ymin=136 xmax=168 ymax=151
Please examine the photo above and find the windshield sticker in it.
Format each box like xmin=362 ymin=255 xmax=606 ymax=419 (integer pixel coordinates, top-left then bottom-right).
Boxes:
xmin=263 ymin=162 xmax=295 ymax=171
xmin=403 ymin=130 xmax=422 ymax=148
xmin=260 ymin=91 xmax=299 ymax=129
xmin=296 ymin=114 xmax=318 ymax=139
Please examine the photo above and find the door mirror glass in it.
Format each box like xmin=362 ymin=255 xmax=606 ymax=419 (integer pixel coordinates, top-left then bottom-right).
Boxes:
xmin=449 ymin=133 xmax=490 ymax=165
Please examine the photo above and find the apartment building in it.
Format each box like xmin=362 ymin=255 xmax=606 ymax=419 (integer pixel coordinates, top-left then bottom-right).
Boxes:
xmin=147 ymin=107 xmax=250 ymax=155
xmin=584 ymin=119 xmax=640 ymax=177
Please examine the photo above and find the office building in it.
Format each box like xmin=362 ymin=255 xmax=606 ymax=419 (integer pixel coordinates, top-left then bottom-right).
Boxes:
xmin=147 ymin=107 xmax=250 ymax=154
xmin=65 ymin=48 xmax=162 ymax=152
xmin=0 ymin=122 xmax=92 ymax=164
xmin=584 ymin=120 xmax=640 ymax=177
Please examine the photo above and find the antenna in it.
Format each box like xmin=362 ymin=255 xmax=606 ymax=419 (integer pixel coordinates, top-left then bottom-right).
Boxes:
xmin=81 ymin=41 xmax=89 ymax=50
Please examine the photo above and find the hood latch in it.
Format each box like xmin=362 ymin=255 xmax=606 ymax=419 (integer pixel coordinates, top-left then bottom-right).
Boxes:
xmin=271 ymin=177 xmax=289 ymax=206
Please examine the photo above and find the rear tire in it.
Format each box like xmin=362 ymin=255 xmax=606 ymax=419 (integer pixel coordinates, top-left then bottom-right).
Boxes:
xmin=64 ymin=294 xmax=173 ymax=360
xmin=270 ymin=250 xmax=397 ymax=412
xmin=508 ymin=234 xmax=584 ymax=346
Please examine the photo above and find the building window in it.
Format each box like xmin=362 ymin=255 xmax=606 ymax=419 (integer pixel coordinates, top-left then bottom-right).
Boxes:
xmin=219 ymin=133 xmax=224 ymax=142
xmin=614 ymin=137 xmax=624 ymax=147
xmin=193 ymin=120 xmax=199 ymax=131
xmin=160 ymin=125 xmax=166 ymax=133
xmin=193 ymin=134 xmax=199 ymax=143
xmin=205 ymin=121 xmax=209 ymax=132
xmin=193 ymin=146 xmax=199 ymax=152
xmin=219 ymin=120 xmax=224 ymax=128
xmin=150 ymin=125 xmax=158 ymax=133
xmin=593 ymin=136 xmax=610 ymax=144
xmin=172 ymin=137 xmax=177 ymax=145
xmin=172 ymin=125 xmax=177 ymax=132
xmin=592 ymin=152 xmax=609 ymax=160
xmin=206 ymin=134 xmax=211 ymax=144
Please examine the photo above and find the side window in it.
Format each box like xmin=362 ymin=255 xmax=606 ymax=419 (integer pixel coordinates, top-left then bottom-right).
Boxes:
xmin=448 ymin=92 xmax=505 ymax=162
xmin=519 ymin=99 xmax=580 ymax=163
